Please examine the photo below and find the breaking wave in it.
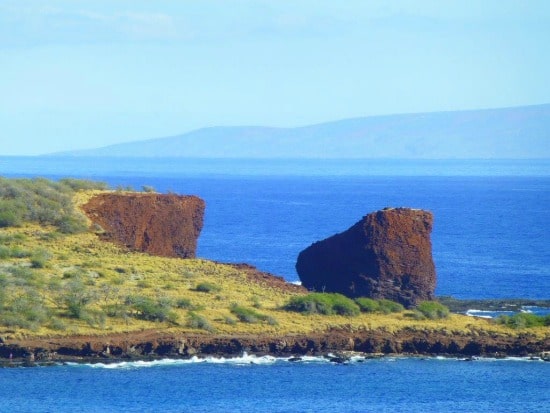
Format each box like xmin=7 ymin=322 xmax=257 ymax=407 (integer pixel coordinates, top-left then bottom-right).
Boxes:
xmin=62 ymin=352 xmax=548 ymax=369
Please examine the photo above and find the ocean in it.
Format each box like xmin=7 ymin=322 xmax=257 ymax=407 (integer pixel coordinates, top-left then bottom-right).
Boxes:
xmin=1 ymin=356 xmax=549 ymax=413
xmin=0 ymin=157 xmax=549 ymax=412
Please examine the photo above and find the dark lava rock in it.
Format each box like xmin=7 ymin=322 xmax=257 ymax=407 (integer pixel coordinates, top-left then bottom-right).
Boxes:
xmin=82 ymin=193 xmax=205 ymax=258
xmin=295 ymin=207 xmax=436 ymax=307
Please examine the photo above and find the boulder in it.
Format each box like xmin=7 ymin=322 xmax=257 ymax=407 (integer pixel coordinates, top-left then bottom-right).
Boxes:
xmin=82 ymin=193 xmax=205 ymax=258
xmin=295 ymin=207 xmax=436 ymax=307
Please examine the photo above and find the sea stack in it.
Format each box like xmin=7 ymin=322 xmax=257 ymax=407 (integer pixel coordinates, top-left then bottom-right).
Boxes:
xmin=295 ymin=207 xmax=436 ymax=307
xmin=82 ymin=193 xmax=205 ymax=258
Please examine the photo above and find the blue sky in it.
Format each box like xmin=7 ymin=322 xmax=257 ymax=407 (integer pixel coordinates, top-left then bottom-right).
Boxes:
xmin=1 ymin=0 xmax=549 ymax=155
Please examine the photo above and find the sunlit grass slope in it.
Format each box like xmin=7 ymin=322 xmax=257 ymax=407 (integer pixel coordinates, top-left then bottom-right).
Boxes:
xmin=0 ymin=178 xmax=547 ymax=341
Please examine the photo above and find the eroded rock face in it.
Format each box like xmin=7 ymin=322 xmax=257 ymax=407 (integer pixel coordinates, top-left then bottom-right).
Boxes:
xmin=296 ymin=208 xmax=436 ymax=307
xmin=82 ymin=193 xmax=205 ymax=258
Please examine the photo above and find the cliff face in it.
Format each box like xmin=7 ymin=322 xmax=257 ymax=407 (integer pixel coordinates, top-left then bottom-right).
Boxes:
xmin=82 ymin=193 xmax=205 ymax=258
xmin=2 ymin=328 xmax=548 ymax=362
xmin=296 ymin=208 xmax=436 ymax=307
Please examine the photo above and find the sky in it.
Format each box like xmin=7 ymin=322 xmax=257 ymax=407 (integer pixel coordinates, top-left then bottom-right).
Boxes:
xmin=1 ymin=0 xmax=549 ymax=155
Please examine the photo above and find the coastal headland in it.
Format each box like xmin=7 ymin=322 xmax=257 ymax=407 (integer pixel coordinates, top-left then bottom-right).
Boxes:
xmin=0 ymin=178 xmax=548 ymax=364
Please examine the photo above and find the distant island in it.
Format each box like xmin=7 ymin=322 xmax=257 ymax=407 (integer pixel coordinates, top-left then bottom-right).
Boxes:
xmin=0 ymin=177 xmax=548 ymax=364
xmin=51 ymin=104 xmax=550 ymax=159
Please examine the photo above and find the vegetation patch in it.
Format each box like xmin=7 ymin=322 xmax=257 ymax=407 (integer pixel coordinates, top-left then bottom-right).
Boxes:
xmin=125 ymin=295 xmax=178 ymax=324
xmin=194 ymin=282 xmax=222 ymax=293
xmin=284 ymin=293 xmax=360 ymax=316
xmin=496 ymin=312 xmax=550 ymax=329
xmin=230 ymin=304 xmax=276 ymax=324
xmin=186 ymin=312 xmax=214 ymax=332
xmin=0 ymin=177 xmax=107 ymax=233
xmin=413 ymin=301 xmax=450 ymax=320
xmin=355 ymin=298 xmax=404 ymax=314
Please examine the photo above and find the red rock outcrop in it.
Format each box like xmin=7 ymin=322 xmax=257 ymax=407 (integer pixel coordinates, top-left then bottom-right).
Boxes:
xmin=82 ymin=193 xmax=205 ymax=258
xmin=296 ymin=207 xmax=436 ymax=307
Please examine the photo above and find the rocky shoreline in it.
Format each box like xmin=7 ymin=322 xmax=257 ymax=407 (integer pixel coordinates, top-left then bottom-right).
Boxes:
xmin=1 ymin=327 xmax=549 ymax=366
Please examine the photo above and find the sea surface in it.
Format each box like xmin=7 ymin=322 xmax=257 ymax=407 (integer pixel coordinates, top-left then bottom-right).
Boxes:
xmin=0 ymin=157 xmax=549 ymax=412
xmin=1 ymin=356 xmax=549 ymax=413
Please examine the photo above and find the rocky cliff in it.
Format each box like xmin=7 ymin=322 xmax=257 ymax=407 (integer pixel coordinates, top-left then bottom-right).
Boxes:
xmin=82 ymin=193 xmax=205 ymax=258
xmin=2 ymin=328 xmax=548 ymax=363
xmin=296 ymin=207 xmax=436 ymax=307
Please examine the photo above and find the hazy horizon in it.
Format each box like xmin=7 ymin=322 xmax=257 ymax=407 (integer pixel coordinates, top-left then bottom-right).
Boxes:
xmin=2 ymin=1 xmax=550 ymax=155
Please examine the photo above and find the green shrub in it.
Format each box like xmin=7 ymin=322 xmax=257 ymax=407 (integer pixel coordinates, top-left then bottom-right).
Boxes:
xmin=496 ymin=312 xmax=549 ymax=329
xmin=284 ymin=293 xmax=333 ymax=315
xmin=126 ymin=295 xmax=177 ymax=323
xmin=251 ymin=296 xmax=262 ymax=309
xmin=378 ymin=299 xmax=405 ymax=314
xmin=1 ymin=292 xmax=50 ymax=330
xmin=9 ymin=247 xmax=31 ymax=258
xmin=355 ymin=298 xmax=380 ymax=313
xmin=224 ymin=316 xmax=237 ymax=325
xmin=30 ymin=249 xmax=52 ymax=268
xmin=8 ymin=266 xmax=39 ymax=286
xmin=0 ymin=233 xmax=26 ymax=244
xmin=48 ymin=317 xmax=67 ymax=331
xmin=63 ymin=279 xmax=95 ymax=318
xmin=230 ymin=304 xmax=270 ymax=323
xmin=0 ymin=200 xmax=23 ymax=227
xmin=284 ymin=293 xmax=360 ymax=316
xmin=0 ymin=177 xmax=106 ymax=232
xmin=195 ymin=282 xmax=221 ymax=293
xmin=58 ymin=178 xmax=108 ymax=191
xmin=57 ymin=215 xmax=88 ymax=234
xmin=331 ymin=295 xmax=361 ymax=316
xmin=186 ymin=312 xmax=214 ymax=332
xmin=0 ymin=312 xmax=35 ymax=330
xmin=175 ymin=298 xmax=196 ymax=309
xmin=416 ymin=301 xmax=450 ymax=319
xmin=0 ymin=246 xmax=10 ymax=259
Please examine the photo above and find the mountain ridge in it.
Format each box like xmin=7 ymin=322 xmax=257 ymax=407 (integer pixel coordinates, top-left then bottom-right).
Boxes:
xmin=53 ymin=104 xmax=550 ymax=158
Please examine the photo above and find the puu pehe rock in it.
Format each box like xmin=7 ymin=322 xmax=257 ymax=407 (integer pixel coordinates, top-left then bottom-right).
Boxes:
xmin=295 ymin=207 xmax=436 ymax=308
xmin=82 ymin=193 xmax=205 ymax=258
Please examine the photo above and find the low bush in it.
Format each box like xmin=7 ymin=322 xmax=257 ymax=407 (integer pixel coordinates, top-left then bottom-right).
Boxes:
xmin=415 ymin=301 xmax=450 ymax=319
xmin=195 ymin=282 xmax=221 ymax=293
xmin=496 ymin=312 xmax=550 ymax=329
xmin=186 ymin=312 xmax=214 ymax=332
xmin=175 ymin=298 xmax=197 ymax=310
xmin=230 ymin=304 xmax=270 ymax=323
xmin=8 ymin=266 xmax=40 ymax=286
xmin=126 ymin=295 xmax=177 ymax=323
xmin=62 ymin=279 xmax=96 ymax=319
xmin=30 ymin=249 xmax=52 ymax=268
xmin=57 ymin=215 xmax=88 ymax=234
xmin=0 ymin=177 xmax=106 ymax=232
xmin=0 ymin=199 xmax=23 ymax=227
xmin=378 ymin=299 xmax=405 ymax=314
xmin=355 ymin=297 xmax=380 ymax=313
xmin=59 ymin=178 xmax=108 ymax=191
xmin=284 ymin=293 xmax=360 ymax=316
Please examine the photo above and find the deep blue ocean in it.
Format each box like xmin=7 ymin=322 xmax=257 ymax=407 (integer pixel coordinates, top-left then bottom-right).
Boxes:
xmin=0 ymin=157 xmax=549 ymax=412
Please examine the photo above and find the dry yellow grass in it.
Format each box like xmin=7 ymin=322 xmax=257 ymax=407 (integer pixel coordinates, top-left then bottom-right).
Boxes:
xmin=0 ymin=190 xmax=547 ymax=342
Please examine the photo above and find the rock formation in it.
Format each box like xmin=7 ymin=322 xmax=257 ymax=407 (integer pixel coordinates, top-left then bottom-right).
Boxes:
xmin=82 ymin=193 xmax=205 ymax=258
xmin=296 ymin=207 xmax=436 ymax=307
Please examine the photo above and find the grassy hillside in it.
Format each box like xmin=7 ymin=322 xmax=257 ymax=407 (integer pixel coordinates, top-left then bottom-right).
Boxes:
xmin=0 ymin=178 xmax=547 ymax=342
